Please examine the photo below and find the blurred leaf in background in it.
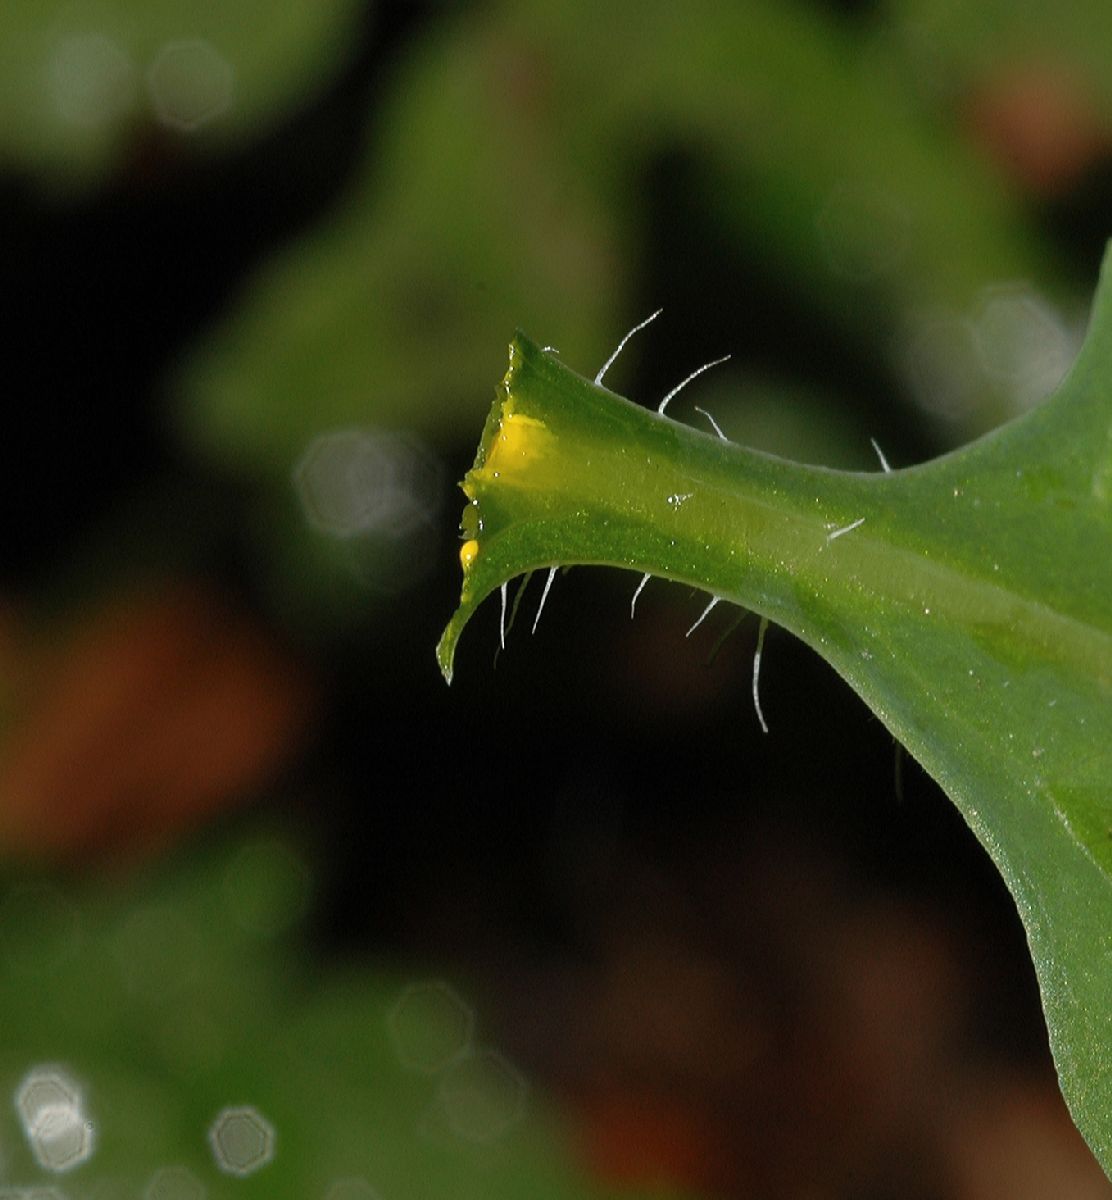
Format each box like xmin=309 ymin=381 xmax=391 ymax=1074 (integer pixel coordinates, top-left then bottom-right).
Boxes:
xmin=0 ymin=582 xmax=317 ymax=863
xmin=0 ymin=833 xmax=688 ymax=1199
xmin=0 ymin=0 xmax=367 ymax=192
xmin=176 ymin=0 xmax=1095 ymax=478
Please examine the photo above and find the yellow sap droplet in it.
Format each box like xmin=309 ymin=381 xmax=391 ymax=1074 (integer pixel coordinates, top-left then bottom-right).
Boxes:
xmin=459 ymin=539 xmax=480 ymax=570
xmin=481 ymin=411 xmax=550 ymax=481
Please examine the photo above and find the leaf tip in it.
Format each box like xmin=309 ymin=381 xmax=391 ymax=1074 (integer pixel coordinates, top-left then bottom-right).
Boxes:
xmin=437 ymin=336 xmax=530 ymax=684
xmin=435 ymin=622 xmax=457 ymax=685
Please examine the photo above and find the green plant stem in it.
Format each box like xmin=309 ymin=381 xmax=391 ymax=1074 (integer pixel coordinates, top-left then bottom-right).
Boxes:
xmin=437 ymin=306 xmax=1112 ymax=1176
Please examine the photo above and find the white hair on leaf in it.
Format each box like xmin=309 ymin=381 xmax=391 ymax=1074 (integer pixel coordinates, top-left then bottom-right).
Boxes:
xmin=658 ymin=355 xmax=731 ymax=415
xmin=685 ymin=596 xmax=720 ymax=637
xmin=752 ymin=616 xmax=770 ymax=734
xmin=532 ymin=567 xmax=558 ymax=635
xmin=594 ymin=310 xmax=662 ymax=386
xmin=694 ymin=405 xmax=728 ymax=441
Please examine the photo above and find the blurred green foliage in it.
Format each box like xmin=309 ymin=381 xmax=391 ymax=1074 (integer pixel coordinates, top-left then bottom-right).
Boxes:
xmin=0 ymin=833 xmax=685 ymax=1199
xmin=0 ymin=0 xmax=365 ymax=190
xmin=887 ymin=0 xmax=1112 ymax=93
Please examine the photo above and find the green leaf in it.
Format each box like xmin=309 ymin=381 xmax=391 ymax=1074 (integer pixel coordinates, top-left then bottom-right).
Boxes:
xmin=439 ymin=247 xmax=1112 ymax=1177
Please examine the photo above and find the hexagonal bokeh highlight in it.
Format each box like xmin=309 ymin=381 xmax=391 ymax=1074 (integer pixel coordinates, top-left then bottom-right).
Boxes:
xmin=895 ymin=309 xmax=982 ymax=423
xmin=970 ymin=282 xmax=1082 ymax=410
xmin=144 ymin=1165 xmax=206 ymax=1200
xmin=208 ymin=1106 xmax=275 ymax=1176
xmin=293 ymin=429 xmax=441 ymax=541
xmin=438 ymin=1048 xmax=527 ymax=1143
xmin=14 ymin=1066 xmax=95 ymax=1173
xmin=28 ymin=1104 xmax=95 ymax=1173
xmin=147 ymin=39 xmax=234 ymax=132
xmin=388 ymin=981 xmax=474 ymax=1073
xmin=15 ymin=1066 xmax=81 ymax=1130
xmin=49 ymin=32 xmax=138 ymax=129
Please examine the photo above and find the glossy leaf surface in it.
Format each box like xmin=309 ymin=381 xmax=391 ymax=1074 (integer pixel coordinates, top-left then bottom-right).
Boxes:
xmin=440 ymin=248 xmax=1112 ymax=1177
